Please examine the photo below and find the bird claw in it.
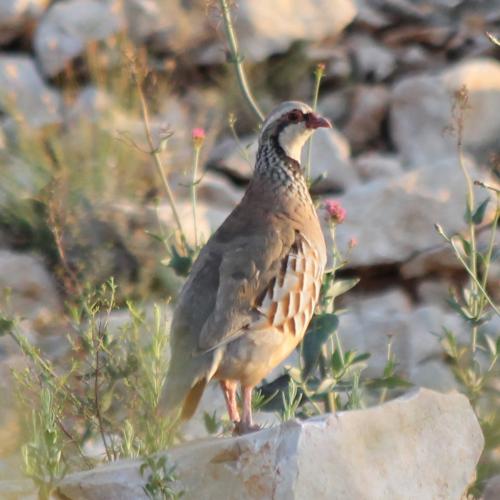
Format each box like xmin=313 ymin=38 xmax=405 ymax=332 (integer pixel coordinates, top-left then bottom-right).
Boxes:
xmin=233 ymin=421 xmax=261 ymax=436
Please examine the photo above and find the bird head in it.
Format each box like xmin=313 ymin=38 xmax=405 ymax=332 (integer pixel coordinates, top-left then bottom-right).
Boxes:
xmin=259 ymin=101 xmax=332 ymax=163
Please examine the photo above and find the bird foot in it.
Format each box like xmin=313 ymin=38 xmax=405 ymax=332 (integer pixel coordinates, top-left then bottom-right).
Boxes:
xmin=233 ymin=421 xmax=261 ymax=436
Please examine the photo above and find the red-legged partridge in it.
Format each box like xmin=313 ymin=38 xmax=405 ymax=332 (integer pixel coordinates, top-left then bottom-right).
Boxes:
xmin=163 ymin=101 xmax=330 ymax=434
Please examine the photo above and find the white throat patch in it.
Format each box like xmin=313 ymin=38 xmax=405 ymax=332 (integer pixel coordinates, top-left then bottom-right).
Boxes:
xmin=278 ymin=122 xmax=313 ymax=162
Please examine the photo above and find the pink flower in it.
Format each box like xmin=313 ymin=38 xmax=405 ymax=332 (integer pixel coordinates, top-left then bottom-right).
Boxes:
xmin=192 ymin=127 xmax=206 ymax=148
xmin=348 ymin=237 xmax=358 ymax=249
xmin=192 ymin=128 xmax=205 ymax=140
xmin=324 ymin=200 xmax=346 ymax=224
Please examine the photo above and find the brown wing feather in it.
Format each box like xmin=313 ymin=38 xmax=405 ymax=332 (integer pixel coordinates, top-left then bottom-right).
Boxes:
xmin=197 ymin=220 xmax=296 ymax=352
xmin=254 ymin=232 xmax=324 ymax=337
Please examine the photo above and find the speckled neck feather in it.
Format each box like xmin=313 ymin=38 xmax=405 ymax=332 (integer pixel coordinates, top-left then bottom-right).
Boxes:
xmin=254 ymin=132 xmax=311 ymax=204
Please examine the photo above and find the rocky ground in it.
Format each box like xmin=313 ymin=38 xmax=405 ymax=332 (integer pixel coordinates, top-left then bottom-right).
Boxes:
xmin=0 ymin=0 xmax=499 ymax=496
xmin=55 ymin=390 xmax=484 ymax=500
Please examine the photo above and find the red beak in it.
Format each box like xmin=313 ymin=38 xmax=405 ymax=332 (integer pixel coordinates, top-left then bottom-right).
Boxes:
xmin=305 ymin=112 xmax=332 ymax=129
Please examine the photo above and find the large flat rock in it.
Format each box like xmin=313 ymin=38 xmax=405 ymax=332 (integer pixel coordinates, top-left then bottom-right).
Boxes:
xmin=333 ymin=157 xmax=493 ymax=267
xmin=390 ymin=58 xmax=500 ymax=166
xmin=56 ymin=388 xmax=483 ymax=500
xmin=199 ymin=0 xmax=356 ymax=64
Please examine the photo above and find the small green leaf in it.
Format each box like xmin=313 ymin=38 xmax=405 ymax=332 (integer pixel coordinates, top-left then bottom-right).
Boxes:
xmin=167 ymin=246 xmax=193 ymax=277
xmin=487 ymin=32 xmax=500 ymax=46
xmin=344 ymin=350 xmax=356 ymax=366
xmin=383 ymin=358 xmax=396 ymax=378
xmin=203 ymin=411 xmax=220 ymax=435
xmin=301 ymin=313 xmax=339 ymax=379
xmin=100 ymin=389 xmax=114 ymax=413
xmin=0 ymin=316 xmax=14 ymax=336
xmin=145 ymin=230 xmax=167 ymax=243
xmin=485 ymin=335 xmax=497 ymax=356
xmin=330 ymin=278 xmax=360 ymax=300
xmin=464 ymin=205 xmax=473 ymax=224
xmin=316 ymin=377 xmax=336 ymax=394
xmin=352 ymin=352 xmax=371 ymax=364
xmin=331 ymin=349 xmax=344 ymax=375
xmin=256 ymin=374 xmax=292 ymax=412
xmin=457 ymin=235 xmax=472 ymax=257
xmin=472 ymin=198 xmax=490 ymax=225
xmin=441 ymin=328 xmax=459 ymax=359
xmin=367 ymin=376 xmax=413 ymax=390
xmin=446 ymin=297 xmax=475 ymax=321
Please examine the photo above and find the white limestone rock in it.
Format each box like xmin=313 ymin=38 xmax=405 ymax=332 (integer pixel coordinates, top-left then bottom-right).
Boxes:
xmin=0 ymin=55 xmax=62 ymax=127
xmin=334 ymin=157 xmax=490 ymax=267
xmin=34 ymin=0 xmax=125 ymax=77
xmin=308 ymin=127 xmax=358 ymax=191
xmin=349 ymin=35 xmax=396 ymax=82
xmin=338 ymin=288 xmax=465 ymax=385
xmin=0 ymin=0 xmax=49 ymax=45
xmin=64 ymin=86 xmax=114 ymax=125
xmin=342 ymin=85 xmax=390 ymax=152
xmin=0 ymin=250 xmax=62 ymax=331
xmin=56 ymin=389 xmax=483 ymax=500
xmin=0 ymin=479 xmax=37 ymax=500
xmin=390 ymin=58 xmax=500 ymax=167
xmin=354 ymin=152 xmax=403 ymax=181
xmin=199 ymin=0 xmax=357 ymax=63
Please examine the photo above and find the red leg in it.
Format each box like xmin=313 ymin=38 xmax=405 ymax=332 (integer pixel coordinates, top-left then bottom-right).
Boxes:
xmin=235 ymin=385 xmax=260 ymax=435
xmin=220 ymin=380 xmax=240 ymax=423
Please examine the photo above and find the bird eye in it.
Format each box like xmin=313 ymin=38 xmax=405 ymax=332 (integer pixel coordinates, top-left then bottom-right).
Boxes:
xmin=288 ymin=110 xmax=302 ymax=123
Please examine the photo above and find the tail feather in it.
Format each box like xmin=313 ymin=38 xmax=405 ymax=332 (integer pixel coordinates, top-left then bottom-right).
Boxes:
xmin=161 ymin=373 xmax=208 ymax=421
xmin=180 ymin=378 xmax=207 ymax=420
xmin=161 ymin=322 xmax=216 ymax=421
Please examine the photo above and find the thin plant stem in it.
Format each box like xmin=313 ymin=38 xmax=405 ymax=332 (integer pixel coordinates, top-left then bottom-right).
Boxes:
xmin=474 ymin=180 xmax=500 ymax=194
xmin=480 ymin=194 xmax=499 ymax=301
xmin=297 ymin=379 xmax=323 ymax=416
xmin=132 ymin=65 xmax=188 ymax=251
xmin=47 ymin=192 xmax=83 ymax=297
xmin=487 ymin=352 xmax=499 ymax=373
xmin=455 ymin=89 xmax=480 ymax=349
xmin=318 ymin=349 xmax=335 ymax=413
xmin=334 ymin=330 xmax=344 ymax=361
xmin=320 ymin=220 xmax=339 ymax=413
xmin=93 ymin=323 xmax=113 ymax=462
xmin=54 ymin=416 xmax=92 ymax=469
xmin=9 ymin=326 xmax=93 ymax=467
xmin=449 ymin=237 xmax=500 ymax=316
xmin=9 ymin=330 xmax=87 ymax=414
xmin=191 ymin=146 xmax=201 ymax=248
xmin=219 ymin=0 xmax=264 ymax=123
xmin=379 ymin=341 xmax=392 ymax=405
xmin=486 ymin=32 xmax=500 ymax=46
xmin=306 ymin=64 xmax=325 ymax=181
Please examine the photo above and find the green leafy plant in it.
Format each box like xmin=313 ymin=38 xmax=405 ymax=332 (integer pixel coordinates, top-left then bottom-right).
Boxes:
xmin=140 ymin=455 xmax=183 ymax=500
xmin=21 ymin=387 xmax=67 ymax=500
xmin=434 ymin=85 xmax=499 ymax=496
xmin=3 ymin=280 xmax=177 ymax=494
xmin=280 ymin=379 xmax=303 ymax=422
